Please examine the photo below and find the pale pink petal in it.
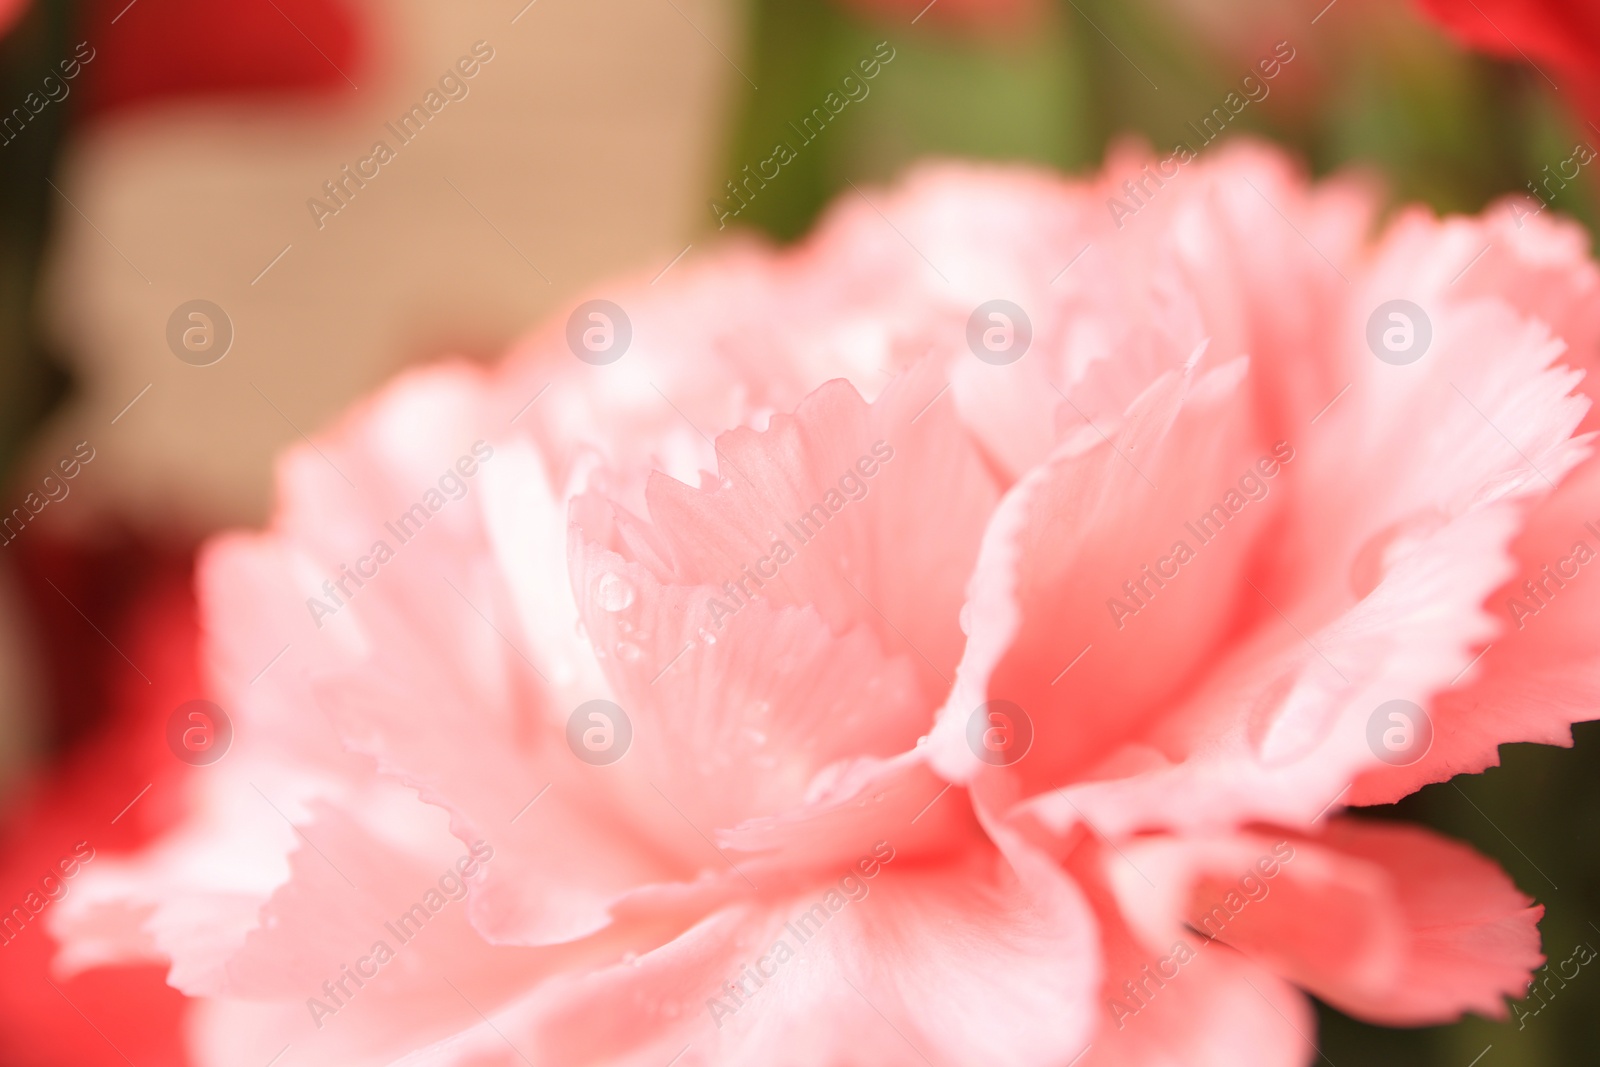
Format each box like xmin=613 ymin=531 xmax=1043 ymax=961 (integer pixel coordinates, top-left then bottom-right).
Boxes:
xmin=929 ymin=354 xmax=1275 ymax=790
xmin=1353 ymin=451 xmax=1600 ymax=802
xmin=636 ymin=364 xmax=997 ymax=688
xmin=565 ymin=366 xmax=996 ymax=875
xmin=386 ymin=844 xmax=1100 ymax=1067
xmin=1007 ymin=297 xmax=1590 ymax=836
xmin=1104 ymin=822 xmax=1543 ymax=1025
xmin=1067 ymin=840 xmax=1315 ymax=1067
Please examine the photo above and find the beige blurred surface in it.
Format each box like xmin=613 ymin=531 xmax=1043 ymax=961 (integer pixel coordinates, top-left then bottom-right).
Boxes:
xmin=27 ymin=0 xmax=744 ymax=536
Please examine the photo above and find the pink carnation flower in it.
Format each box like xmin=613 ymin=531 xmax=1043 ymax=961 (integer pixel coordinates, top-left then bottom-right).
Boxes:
xmin=53 ymin=141 xmax=1598 ymax=1065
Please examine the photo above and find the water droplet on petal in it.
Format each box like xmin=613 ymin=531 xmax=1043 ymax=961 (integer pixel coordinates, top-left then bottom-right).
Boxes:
xmin=697 ymin=628 xmax=718 ymax=646
xmin=595 ymin=572 xmax=636 ymax=612
xmin=958 ymin=603 xmax=972 ymax=635
xmin=1348 ymin=509 xmax=1450 ymax=600
xmin=616 ymin=642 xmax=643 ymax=663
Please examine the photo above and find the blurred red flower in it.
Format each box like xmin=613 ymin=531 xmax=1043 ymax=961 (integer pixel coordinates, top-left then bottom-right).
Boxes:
xmin=0 ymin=3 xmax=361 ymax=1059
xmin=1 ymin=0 xmax=361 ymax=100
xmin=0 ymin=0 xmax=24 ymax=38
xmin=1416 ymin=0 xmax=1600 ymax=129
xmin=0 ymin=546 xmax=200 ymax=1067
xmin=77 ymin=0 xmax=363 ymax=118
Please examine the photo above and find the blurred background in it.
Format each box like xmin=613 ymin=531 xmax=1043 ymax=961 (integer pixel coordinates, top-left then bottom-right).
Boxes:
xmin=0 ymin=0 xmax=1595 ymax=1063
